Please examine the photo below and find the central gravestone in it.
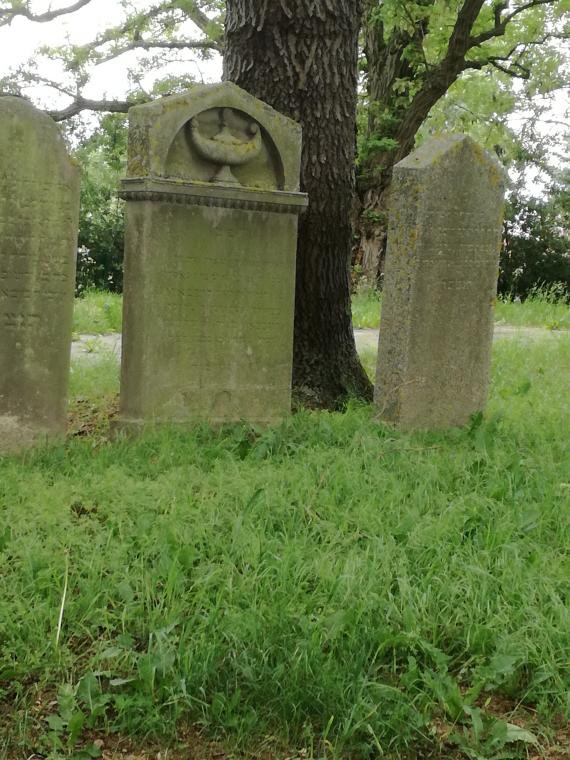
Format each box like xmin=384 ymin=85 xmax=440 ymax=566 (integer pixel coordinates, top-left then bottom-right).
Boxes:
xmin=374 ymin=135 xmax=505 ymax=429
xmin=118 ymin=83 xmax=307 ymax=430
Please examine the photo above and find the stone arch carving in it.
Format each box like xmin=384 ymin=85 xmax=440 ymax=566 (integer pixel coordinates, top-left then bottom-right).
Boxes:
xmin=126 ymin=82 xmax=301 ymax=193
xmin=164 ymin=105 xmax=285 ymax=190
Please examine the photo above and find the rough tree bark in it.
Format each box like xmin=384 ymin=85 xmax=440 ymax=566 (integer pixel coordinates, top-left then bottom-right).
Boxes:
xmin=223 ymin=0 xmax=373 ymax=408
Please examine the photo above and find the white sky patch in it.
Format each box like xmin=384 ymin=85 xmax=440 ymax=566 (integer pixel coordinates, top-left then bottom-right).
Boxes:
xmin=0 ymin=0 xmax=222 ymax=108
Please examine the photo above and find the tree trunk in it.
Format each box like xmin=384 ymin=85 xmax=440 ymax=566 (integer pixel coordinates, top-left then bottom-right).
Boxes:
xmin=356 ymin=0 xmax=483 ymax=284
xmin=223 ymin=0 xmax=372 ymax=408
xmin=356 ymin=3 xmax=428 ymax=284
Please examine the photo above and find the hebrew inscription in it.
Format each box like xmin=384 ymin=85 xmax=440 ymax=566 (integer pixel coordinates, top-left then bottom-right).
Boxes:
xmin=374 ymin=135 xmax=505 ymax=429
xmin=0 ymin=97 xmax=79 ymax=454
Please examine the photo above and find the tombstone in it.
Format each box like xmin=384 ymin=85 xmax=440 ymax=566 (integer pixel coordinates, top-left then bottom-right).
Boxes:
xmin=0 ymin=97 xmax=79 ymax=454
xmin=374 ymin=135 xmax=505 ymax=429
xmin=117 ymin=83 xmax=307 ymax=431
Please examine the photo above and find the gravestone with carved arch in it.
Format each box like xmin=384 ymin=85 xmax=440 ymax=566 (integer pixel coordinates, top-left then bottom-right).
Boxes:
xmin=117 ymin=82 xmax=307 ymax=430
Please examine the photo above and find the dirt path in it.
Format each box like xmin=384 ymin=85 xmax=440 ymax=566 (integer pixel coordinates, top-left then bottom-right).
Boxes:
xmin=353 ymin=325 xmax=570 ymax=352
xmin=71 ymin=325 xmax=570 ymax=362
xmin=71 ymin=332 xmax=122 ymax=360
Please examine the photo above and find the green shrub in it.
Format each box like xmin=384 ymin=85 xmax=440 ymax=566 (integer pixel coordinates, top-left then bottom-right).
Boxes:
xmin=75 ymin=115 xmax=127 ymax=294
xmin=499 ymin=194 xmax=570 ymax=301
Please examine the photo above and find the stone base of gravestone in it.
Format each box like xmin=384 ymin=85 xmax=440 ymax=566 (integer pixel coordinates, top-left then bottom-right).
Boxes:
xmin=0 ymin=97 xmax=79 ymax=454
xmin=115 ymin=84 xmax=307 ymax=432
xmin=0 ymin=416 xmax=44 ymax=455
xmin=374 ymin=135 xmax=505 ymax=430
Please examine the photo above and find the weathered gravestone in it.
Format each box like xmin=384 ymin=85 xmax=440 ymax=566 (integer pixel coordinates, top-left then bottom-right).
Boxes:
xmin=374 ymin=135 xmax=505 ymax=429
xmin=0 ymin=97 xmax=79 ymax=454
xmin=117 ymin=82 xmax=307 ymax=431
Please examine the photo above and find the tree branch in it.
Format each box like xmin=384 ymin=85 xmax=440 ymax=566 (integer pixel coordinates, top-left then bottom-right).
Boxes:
xmin=469 ymin=0 xmax=560 ymax=48
xmin=464 ymin=33 xmax=563 ymax=77
xmin=182 ymin=2 xmax=217 ymax=38
xmin=0 ymin=0 xmax=93 ymax=27
xmin=47 ymin=95 xmax=134 ymax=121
xmin=466 ymin=57 xmax=531 ymax=78
xmin=94 ymin=38 xmax=220 ymax=65
xmin=504 ymin=0 xmax=559 ymax=24
xmin=443 ymin=0 xmax=486 ymax=66
xmin=71 ymin=1 xmax=222 ymax=64
xmin=76 ymin=3 xmax=181 ymax=57
xmin=489 ymin=58 xmax=530 ymax=77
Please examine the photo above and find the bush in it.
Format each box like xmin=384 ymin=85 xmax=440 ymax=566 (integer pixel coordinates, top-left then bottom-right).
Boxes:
xmin=499 ymin=193 xmax=570 ymax=301
xmin=75 ymin=115 xmax=127 ymax=295
xmin=77 ymin=193 xmax=124 ymax=294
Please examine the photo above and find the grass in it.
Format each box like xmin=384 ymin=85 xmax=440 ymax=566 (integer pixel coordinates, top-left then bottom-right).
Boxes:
xmin=1 ymin=336 xmax=570 ymax=759
xmin=73 ymin=290 xmax=123 ymax=335
xmin=72 ymin=288 xmax=570 ymax=337
xmin=495 ymin=294 xmax=570 ymax=330
xmin=351 ymin=287 xmax=570 ymax=331
xmin=351 ymin=287 xmax=383 ymax=329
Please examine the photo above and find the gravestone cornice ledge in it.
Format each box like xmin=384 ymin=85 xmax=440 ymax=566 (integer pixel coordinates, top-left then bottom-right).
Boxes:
xmin=119 ymin=177 xmax=309 ymax=215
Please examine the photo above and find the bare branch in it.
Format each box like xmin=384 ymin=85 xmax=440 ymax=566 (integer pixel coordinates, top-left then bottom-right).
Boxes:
xmin=94 ymin=38 xmax=220 ymax=65
xmin=70 ymin=1 xmax=222 ymax=64
xmin=0 ymin=0 xmax=93 ymax=27
xmin=47 ymin=95 xmax=134 ymax=121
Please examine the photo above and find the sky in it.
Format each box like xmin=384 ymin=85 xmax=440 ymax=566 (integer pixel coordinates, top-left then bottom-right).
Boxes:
xmin=0 ymin=0 xmax=223 ymax=108
xmin=0 ymin=0 xmax=567 ymax=195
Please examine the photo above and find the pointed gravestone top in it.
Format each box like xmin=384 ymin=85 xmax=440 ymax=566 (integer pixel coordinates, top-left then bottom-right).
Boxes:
xmin=397 ymin=133 xmax=501 ymax=172
xmin=374 ymin=134 xmax=506 ymax=429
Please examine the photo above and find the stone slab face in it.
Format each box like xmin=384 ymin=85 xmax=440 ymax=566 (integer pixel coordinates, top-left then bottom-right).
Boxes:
xmin=374 ymin=135 xmax=505 ymax=429
xmin=0 ymin=97 xmax=79 ymax=454
xmin=118 ymin=83 xmax=307 ymax=429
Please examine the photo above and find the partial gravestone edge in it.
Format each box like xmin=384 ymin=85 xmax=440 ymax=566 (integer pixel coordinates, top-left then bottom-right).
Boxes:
xmin=0 ymin=95 xmax=79 ymax=172
xmin=0 ymin=96 xmax=79 ymax=454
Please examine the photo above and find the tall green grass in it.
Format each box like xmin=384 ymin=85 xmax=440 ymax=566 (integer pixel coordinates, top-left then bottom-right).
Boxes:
xmin=351 ymin=286 xmax=570 ymax=331
xmin=73 ymin=290 xmax=123 ymax=335
xmin=69 ymin=352 xmax=121 ymax=399
xmin=495 ymin=285 xmax=570 ymax=330
xmin=1 ymin=337 xmax=569 ymax=758
xmin=72 ymin=288 xmax=570 ymax=336
xmin=352 ymin=287 xmax=383 ymax=329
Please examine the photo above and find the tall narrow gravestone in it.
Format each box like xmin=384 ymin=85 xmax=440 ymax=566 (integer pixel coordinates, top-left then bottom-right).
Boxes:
xmin=374 ymin=135 xmax=505 ymax=429
xmin=117 ymin=83 xmax=307 ymax=431
xmin=0 ymin=97 xmax=79 ymax=454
